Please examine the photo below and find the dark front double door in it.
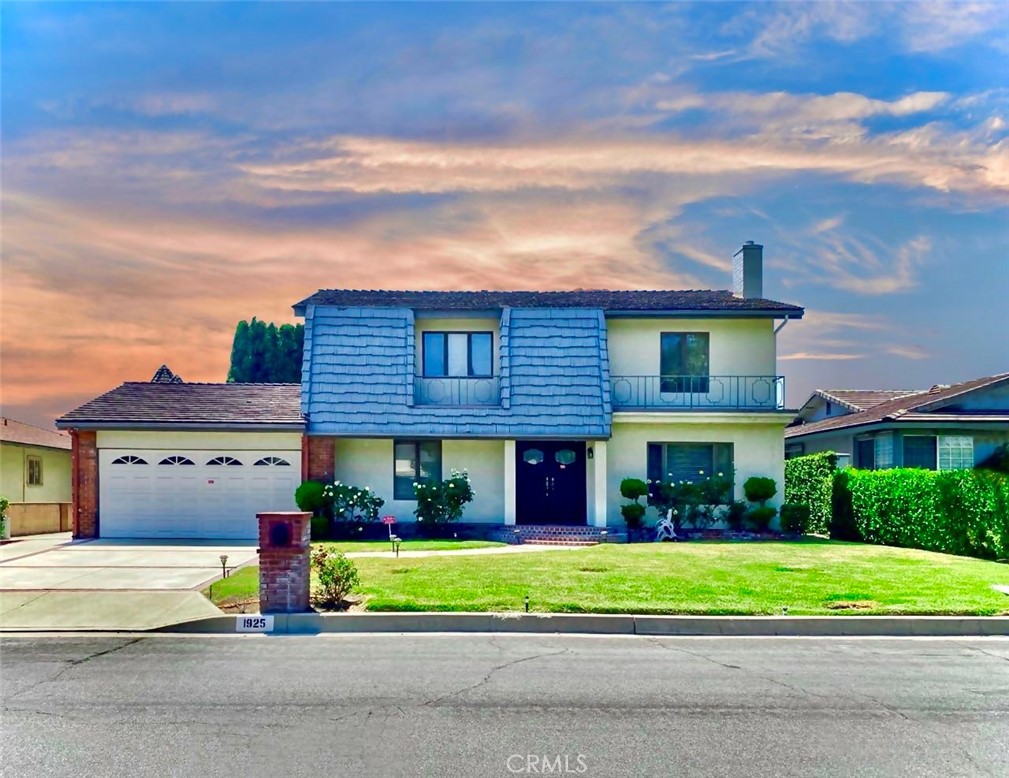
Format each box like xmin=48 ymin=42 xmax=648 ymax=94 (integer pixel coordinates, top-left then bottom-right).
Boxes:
xmin=515 ymin=441 xmax=587 ymax=525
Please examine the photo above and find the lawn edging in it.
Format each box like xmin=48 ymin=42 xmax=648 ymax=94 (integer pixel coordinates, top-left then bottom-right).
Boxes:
xmin=161 ymin=611 xmax=1009 ymax=637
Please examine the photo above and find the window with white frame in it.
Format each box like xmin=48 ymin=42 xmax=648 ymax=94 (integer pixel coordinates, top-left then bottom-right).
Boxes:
xmin=938 ymin=436 xmax=973 ymax=471
xmin=422 ymin=332 xmax=493 ymax=377
xmin=393 ymin=440 xmax=442 ymax=500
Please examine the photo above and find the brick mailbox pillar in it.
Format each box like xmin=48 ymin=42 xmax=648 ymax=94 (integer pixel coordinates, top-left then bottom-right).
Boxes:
xmin=257 ymin=511 xmax=312 ymax=614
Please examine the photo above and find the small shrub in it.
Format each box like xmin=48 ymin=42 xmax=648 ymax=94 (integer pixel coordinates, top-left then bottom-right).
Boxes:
xmin=723 ymin=500 xmax=748 ymax=532
xmin=779 ymin=503 xmax=811 ymax=535
xmin=311 ymin=548 xmax=360 ymax=608
xmin=310 ymin=515 xmax=330 ymax=541
xmin=743 ymin=476 xmax=777 ymax=506
xmin=295 ymin=480 xmax=328 ymax=513
xmin=747 ymin=505 xmax=777 ymax=532
xmin=620 ymin=502 xmax=646 ymax=529
xmin=414 ymin=469 xmax=474 ymax=530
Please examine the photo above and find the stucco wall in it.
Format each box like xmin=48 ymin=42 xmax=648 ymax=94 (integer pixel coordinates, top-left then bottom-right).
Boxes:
xmin=95 ymin=430 xmax=303 ymax=451
xmin=1 ymin=442 xmax=72 ymax=504
xmin=334 ymin=438 xmax=505 ymax=524
xmin=605 ymin=318 xmax=776 ymax=378
xmin=606 ymin=420 xmax=786 ymax=524
xmin=413 ymin=316 xmax=501 ymax=375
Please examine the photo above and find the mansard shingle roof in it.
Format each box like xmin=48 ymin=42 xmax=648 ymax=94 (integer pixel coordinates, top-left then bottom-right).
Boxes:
xmin=293 ymin=289 xmax=804 ymax=317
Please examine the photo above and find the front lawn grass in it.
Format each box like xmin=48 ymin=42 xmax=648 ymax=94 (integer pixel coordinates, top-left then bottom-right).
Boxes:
xmin=204 ymin=539 xmax=1009 ymax=615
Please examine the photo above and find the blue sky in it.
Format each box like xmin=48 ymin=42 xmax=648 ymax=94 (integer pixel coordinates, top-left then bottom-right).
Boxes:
xmin=2 ymin=2 xmax=1007 ymax=427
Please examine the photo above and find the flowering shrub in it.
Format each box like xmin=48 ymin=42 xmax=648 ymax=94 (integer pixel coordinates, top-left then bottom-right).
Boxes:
xmin=323 ymin=481 xmax=385 ymax=524
xmin=414 ymin=469 xmax=474 ymax=528
xmin=310 ymin=547 xmax=360 ymax=608
xmin=647 ymin=469 xmax=734 ymax=533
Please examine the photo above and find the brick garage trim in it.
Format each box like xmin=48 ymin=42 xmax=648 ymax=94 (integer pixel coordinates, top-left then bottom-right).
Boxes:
xmin=304 ymin=435 xmax=336 ymax=482
xmin=71 ymin=430 xmax=99 ymax=539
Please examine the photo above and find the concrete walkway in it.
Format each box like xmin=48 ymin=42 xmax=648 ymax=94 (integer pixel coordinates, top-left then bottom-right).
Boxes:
xmin=343 ymin=543 xmax=587 ymax=559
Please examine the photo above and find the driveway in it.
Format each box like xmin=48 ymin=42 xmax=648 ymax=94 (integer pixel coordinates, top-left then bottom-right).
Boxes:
xmin=0 ymin=535 xmax=259 ymax=631
xmin=0 ymin=536 xmax=259 ymax=591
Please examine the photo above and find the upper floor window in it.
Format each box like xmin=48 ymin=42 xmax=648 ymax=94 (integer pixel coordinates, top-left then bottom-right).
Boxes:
xmin=423 ymin=332 xmax=493 ymax=377
xmin=26 ymin=455 xmax=43 ymax=486
xmin=660 ymin=332 xmax=709 ymax=393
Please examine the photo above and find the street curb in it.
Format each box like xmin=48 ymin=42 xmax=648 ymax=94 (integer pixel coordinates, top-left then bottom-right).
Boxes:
xmin=156 ymin=612 xmax=1009 ymax=637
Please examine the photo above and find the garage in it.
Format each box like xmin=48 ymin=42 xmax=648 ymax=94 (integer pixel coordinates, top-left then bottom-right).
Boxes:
xmin=99 ymin=448 xmax=301 ymax=539
xmin=57 ymin=382 xmax=305 ymax=539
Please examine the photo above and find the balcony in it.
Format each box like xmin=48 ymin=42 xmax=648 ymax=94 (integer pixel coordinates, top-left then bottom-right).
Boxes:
xmin=414 ymin=375 xmax=501 ymax=407
xmin=610 ymin=375 xmax=785 ymax=411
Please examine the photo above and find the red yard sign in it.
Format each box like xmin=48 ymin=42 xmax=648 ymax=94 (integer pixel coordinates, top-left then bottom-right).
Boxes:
xmin=381 ymin=516 xmax=396 ymax=525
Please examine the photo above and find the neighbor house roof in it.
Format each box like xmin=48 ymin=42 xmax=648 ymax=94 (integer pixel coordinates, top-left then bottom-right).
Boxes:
xmin=0 ymin=418 xmax=72 ymax=450
xmin=786 ymin=373 xmax=1009 ymax=438
xmin=293 ymin=289 xmax=804 ymax=318
xmin=814 ymin=389 xmax=921 ymax=413
xmin=56 ymin=383 xmax=304 ymax=430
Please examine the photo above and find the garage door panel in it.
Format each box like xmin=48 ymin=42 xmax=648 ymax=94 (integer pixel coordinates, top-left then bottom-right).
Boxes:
xmin=99 ymin=449 xmax=300 ymax=539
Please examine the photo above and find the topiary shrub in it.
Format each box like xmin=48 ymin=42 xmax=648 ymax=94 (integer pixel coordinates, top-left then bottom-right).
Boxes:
xmin=310 ymin=548 xmax=360 ymax=608
xmin=744 ymin=476 xmax=777 ymax=505
xmin=779 ymin=503 xmax=810 ymax=536
xmin=747 ymin=506 xmax=777 ymax=532
xmin=784 ymin=451 xmax=838 ymax=534
xmin=295 ymin=480 xmax=328 ymax=513
xmin=619 ymin=477 xmax=649 ymax=530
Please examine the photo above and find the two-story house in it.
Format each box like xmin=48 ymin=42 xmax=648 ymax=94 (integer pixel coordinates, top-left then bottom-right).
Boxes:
xmin=57 ymin=241 xmax=803 ymax=539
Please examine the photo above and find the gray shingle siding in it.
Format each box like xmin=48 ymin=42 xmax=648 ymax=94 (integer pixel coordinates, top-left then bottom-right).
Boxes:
xmin=304 ymin=306 xmax=611 ymax=438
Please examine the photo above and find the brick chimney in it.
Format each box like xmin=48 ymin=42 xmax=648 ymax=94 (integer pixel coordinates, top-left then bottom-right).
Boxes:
xmin=732 ymin=241 xmax=763 ymax=299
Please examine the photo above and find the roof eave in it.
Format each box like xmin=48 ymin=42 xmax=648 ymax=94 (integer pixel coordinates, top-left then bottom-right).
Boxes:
xmin=55 ymin=420 xmax=305 ymax=432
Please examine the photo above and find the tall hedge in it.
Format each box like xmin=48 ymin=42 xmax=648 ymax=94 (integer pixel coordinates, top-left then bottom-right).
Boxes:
xmin=784 ymin=451 xmax=837 ymax=534
xmin=831 ymin=468 xmax=1009 ymax=560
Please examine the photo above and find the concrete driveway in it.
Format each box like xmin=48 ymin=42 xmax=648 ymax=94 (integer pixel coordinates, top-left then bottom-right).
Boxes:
xmin=0 ymin=535 xmax=258 ymax=631
xmin=0 ymin=536 xmax=258 ymax=591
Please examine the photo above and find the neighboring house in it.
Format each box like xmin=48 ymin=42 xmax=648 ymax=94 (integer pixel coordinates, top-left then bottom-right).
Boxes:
xmin=785 ymin=373 xmax=1009 ymax=470
xmin=0 ymin=417 xmax=72 ymax=535
xmin=58 ymin=241 xmax=804 ymax=539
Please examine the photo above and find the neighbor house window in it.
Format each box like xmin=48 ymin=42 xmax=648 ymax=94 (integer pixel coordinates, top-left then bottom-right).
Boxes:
xmin=856 ymin=439 xmax=875 ymax=469
xmin=938 ymin=436 xmax=973 ymax=471
xmin=873 ymin=434 xmax=894 ymax=470
xmin=26 ymin=455 xmax=43 ymax=486
xmin=902 ymin=436 xmax=937 ymax=470
xmin=394 ymin=440 xmax=442 ymax=499
xmin=660 ymin=333 xmax=709 ymax=392
xmin=422 ymin=332 xmax=493 ymax=377
xmin=647 ymin=442 xmax=733 ymax=491
xmin=784 ymin=443 xmax=805 ymax=459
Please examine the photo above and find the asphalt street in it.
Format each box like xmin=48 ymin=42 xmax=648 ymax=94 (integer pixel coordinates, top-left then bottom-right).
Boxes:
xmin=1 ymin=634 xmax=1007 ymax=777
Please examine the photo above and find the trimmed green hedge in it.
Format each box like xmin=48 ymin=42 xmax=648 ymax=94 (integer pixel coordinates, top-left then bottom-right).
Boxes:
xmin=784 ymin=451 xmax=837 ymax=534
xmin=831 ymin=468 xmax=1009 ymax=560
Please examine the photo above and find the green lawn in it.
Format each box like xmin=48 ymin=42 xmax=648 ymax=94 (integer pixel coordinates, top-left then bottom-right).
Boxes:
xmin=204 ymin=539 xmax=1009 ymax=616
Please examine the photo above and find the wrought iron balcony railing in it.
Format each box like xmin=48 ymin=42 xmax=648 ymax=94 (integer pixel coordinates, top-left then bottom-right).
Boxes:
xmin=610 ymin=375 xmax=785 ymax=411
xmin=414 ymin=375 xmax=501 ymax=407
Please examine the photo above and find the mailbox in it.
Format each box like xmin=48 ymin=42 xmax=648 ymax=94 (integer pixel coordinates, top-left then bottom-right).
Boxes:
xmin=257 ymin=511 xmax=312 ymax=614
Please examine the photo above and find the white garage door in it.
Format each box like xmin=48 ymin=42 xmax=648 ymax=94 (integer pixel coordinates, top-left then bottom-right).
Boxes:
xmin=99 ymin=449 xmax=301 ymax=539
